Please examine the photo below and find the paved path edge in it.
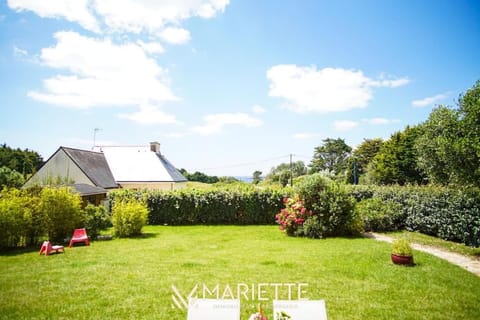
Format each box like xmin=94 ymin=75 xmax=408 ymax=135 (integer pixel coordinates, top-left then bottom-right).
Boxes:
xmin=364 ymin=232 xmax=480 ymax=277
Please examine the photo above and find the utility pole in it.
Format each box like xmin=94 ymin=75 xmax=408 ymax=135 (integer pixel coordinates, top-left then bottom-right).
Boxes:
xmin=353 ymin=157 xmax=357 ymax=185
xmin=290 ymin=153 xmax=293 ymax=187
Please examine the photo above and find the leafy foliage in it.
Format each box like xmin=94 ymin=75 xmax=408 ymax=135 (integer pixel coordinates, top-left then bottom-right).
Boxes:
xmin=0 ymin=144 xmax=43 ymax=177
xmin=109 ymin=188 xmax=286 ymax=226
xmin=302 ymin=215 xmax=324 ymax=239
xmin=265 ymin=161 xmax=307 ymax=187
xmin=368 ymin=126 xmax=426 ymax=185
xmin=416 ymin=81 xmax=480 ymax=186
xmin=391 ymin=237 xmax=413 ymax=256
xmin=0 ymin=187 xmax=111 ymax=249
xmin=355 ymin=197 xmax=403 ymax=232
xmin=83 ymin=204 xmax=111 ymax=239
xmin=0 ymin=188 xmax=33 ymax=248
xmin=347 ymin=185 xmax=480 ymax=247
xmin=345 ymin=138 xmax=383 ymax=184
xmin=38 ymin=187 xmax=83 ymax=243
xmin=294 ymin=174 xmax=360 ymax=237
xmin=310 ymin=138 xmax=352 ymax=178
xmin=275 ymin=196 xmax=312 ymax=236
xmin=179 ymin=169 xmax=220 ymax=184
xmin=111 ymin=200 xmax=148 ymax=237
xmin=252 ymin=170 xmax=262 ymax=184
xmin=0 ymin=166 xmax=25 ymax=188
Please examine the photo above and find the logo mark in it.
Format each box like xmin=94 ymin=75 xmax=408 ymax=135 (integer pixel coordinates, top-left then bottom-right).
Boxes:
xmin=171 ymin=284 xmax=198 ymax=310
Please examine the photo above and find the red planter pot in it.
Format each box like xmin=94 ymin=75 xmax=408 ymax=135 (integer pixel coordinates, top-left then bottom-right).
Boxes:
xmin=391 ymin=254 xmax=414 ymax=266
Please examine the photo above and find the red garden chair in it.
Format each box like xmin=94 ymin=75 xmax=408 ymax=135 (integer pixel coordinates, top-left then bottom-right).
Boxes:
xmin=39 ymin=241 xmax=64 ymax=256
xmin=69 ymin=228 xmax=90 ymax=248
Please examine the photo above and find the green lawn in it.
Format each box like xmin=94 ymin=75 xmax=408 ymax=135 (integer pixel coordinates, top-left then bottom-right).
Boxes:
xmin=1 ymin=226 xmax=479 ymax=319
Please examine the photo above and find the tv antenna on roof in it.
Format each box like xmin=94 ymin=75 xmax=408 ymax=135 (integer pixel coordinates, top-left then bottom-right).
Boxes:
xmin=92 ymin=128 xmax=102 ymax=150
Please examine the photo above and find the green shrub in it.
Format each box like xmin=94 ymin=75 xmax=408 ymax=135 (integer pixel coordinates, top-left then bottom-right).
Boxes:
xmin=83 ymin=204 xmax=111 ymax=239
xmin=109 ymin=188 xmax=285 ymax=226
xmin=39 ymin=187 xmax=83 ymax=243
xmin=303 ymin=215 xmax=324 ymax=238
xmin=347 ymin=185 xmax=480 ymax=247
xmin=111 ymin=200 xmax=148 ymax=237
xmin=275 ymin=196 xmax=311 ymax=236
xmin=355 ymin=198 xmax=403 ymax=232
xmin=295 ymin=174 xmax=360 ymax=236
xmin=391 ymin=237 xmax=413 ymax=256
xmin=0 ymin=188 xmax=32 ymax=248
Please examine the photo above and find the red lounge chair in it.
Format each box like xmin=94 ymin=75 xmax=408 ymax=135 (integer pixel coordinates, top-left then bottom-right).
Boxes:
xmin=69 ymin=228 xmax=90 ymax=248
xmin=39 ymin=241 xmax=64 ymax=256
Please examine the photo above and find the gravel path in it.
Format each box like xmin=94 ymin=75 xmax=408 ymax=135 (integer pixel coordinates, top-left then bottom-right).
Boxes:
xmin=365 ymin=232 xmax=480 ymax=277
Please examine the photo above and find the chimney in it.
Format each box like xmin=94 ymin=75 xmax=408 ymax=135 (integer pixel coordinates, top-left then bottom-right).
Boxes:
xmin=150 ymin=141 xmax=161 ymax=154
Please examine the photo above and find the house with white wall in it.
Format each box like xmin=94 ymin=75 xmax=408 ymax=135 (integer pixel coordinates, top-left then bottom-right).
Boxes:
xmin=25 ymin=142 xmax=187 ymax=197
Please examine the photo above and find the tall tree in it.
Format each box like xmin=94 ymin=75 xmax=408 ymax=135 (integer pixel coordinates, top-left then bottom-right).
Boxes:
xmin=178 ymin=168 xmax=220 ymax=184
xmin=0 ymin=144 xmax=43 ymax=177
xmin=345 ymin=138 xmax=383 ymax=184
xmin=368 ymin=126 xmax=425 ymax=185
xmin=416 ymin=80 xmax=480 ymax=186
xmin=310 ymin=138 xmax=352 ymax=177
xmin=415 ymin=106 xmax=458 ymax=184
xmin=456 ymin=80 xmax=480 ymax=185
xmin=0 ymin=166 xmax=25 ymax=188
xmin=252 ymin=170 xmax=262 ymax=184
xmin=266 ymin=161 xmax=307 ymax=186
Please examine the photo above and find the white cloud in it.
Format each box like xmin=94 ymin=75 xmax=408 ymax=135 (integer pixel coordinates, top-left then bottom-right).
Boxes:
xmin=28 ymin=31 xmax=177 ymax=109
xmin=191 ymin=113 xmax=263 ymax=135
xmin=93 ymin=0 xmax=228 ymax=35
xmin=267 ymin=65 xmax=409 ymax=114
xmin=8 ymin=0 xmax=100 ymax=32
xmin=369 ymin=73 xmax=410 ymax=88
xmin=412 ymin=93 xmax=449 ymax=107
xmin=159 ymin=27 xmax=191 ymax=44
xmin=333 ymin=120 xmax=359 ymax=131
xmin=13 ymin=45 xmax=28 ymax=57
xmin=252 ymin=105 xmax=267 ymax=114
xmin=8 ymin=0 xmax=229 ymax=38
xmin=137 ymin=40 xmax=164 ymax=55
xmin=118 ymin=105 xmax=180 ymax=125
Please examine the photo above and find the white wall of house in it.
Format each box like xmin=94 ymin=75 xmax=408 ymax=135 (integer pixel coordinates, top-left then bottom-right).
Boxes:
xmin=24 ymin=149 xmax=94 ymax=187
xmin=117 ymin=181 xmax=187 ymax=191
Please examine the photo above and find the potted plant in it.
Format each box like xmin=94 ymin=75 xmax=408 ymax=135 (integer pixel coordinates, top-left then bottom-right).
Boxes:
xmin=391 ymin=237 xmax=414 ymax=266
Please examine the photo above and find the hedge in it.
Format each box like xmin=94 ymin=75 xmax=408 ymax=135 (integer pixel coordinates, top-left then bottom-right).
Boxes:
xmin=0 ymin=187 xmax=112 ymax=250
xmin=348 ymin=185 xmax=480 ymax=247
xmin=0 ymin=187 xmax=84 ymax=249
xmin=109 ymin=189 xmax=286 ymax=225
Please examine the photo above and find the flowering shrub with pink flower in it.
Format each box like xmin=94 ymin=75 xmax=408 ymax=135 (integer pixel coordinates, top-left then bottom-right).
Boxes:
xmin=275 ymin=196 xmax=312 ymax=236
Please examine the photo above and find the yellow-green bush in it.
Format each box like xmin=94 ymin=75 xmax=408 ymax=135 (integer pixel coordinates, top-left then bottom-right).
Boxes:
xmin=111 ymin=200 xmax=148 ymax=237
xmin=38 ymin=187 xmax=83 ymax=243
xmin=0 ymin=188 xmax=32 ymax=248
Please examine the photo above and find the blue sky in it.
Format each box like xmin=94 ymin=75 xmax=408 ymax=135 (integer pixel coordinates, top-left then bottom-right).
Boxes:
xmin=1 ymin=0 xmax=479 ymax=177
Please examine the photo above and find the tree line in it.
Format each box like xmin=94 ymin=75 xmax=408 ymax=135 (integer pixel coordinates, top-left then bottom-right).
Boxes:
xmin=2 ymin=80 xmax=478 ymax=189
xmin=263 ymin=80 xmax=480 ymax=187
xmin=0 ymin=144 xmax=43 ymax=188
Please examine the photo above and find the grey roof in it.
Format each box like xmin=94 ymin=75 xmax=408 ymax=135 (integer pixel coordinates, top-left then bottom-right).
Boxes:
xmin=62 ymin=147 xmax=118 ymax=189
xmin=72 ymin=183 xmax=108 ymax=196
xmin=157 ymin=153 xmax=188 ymax=182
